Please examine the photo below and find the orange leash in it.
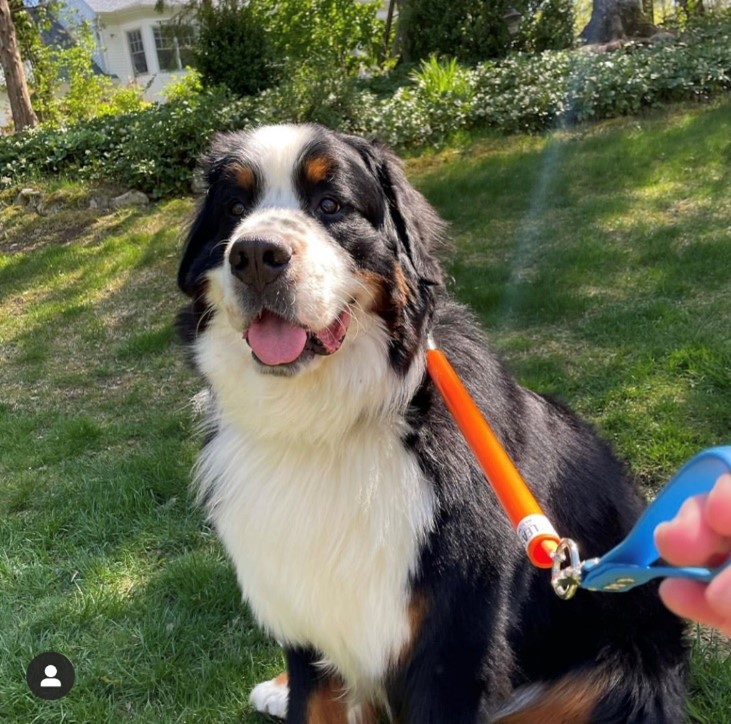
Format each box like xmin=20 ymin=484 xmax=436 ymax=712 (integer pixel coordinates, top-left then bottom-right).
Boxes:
xmin=426 ymin=338 xmax=560 ymax=568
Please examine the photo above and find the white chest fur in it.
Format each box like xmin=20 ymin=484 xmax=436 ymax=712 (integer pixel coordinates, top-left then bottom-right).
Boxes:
xmin=191 ymin=290 xmax=436 ymax=692
xmin=196 ymin=411 xmax=435 ymax=693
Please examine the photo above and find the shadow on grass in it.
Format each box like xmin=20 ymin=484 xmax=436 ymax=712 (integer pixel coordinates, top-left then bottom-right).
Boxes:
xmin=413 ymin=100 xmax=731 ymax=481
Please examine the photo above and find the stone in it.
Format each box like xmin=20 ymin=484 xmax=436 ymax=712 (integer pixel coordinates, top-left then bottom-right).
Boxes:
xmin=111 ymin=190 xmax=150 ymax=209
xmin=191 ymin=173 xmax=207 ymax=195
xmin=36 ymin=202 xmax=64 ymax=217
xmin=89 ymin=195 xmax=112 ymax=210
xmin=648 ymin=31 xmax=675 ymax=44
xmin=14 ymin=188 xmax=42 ymax=208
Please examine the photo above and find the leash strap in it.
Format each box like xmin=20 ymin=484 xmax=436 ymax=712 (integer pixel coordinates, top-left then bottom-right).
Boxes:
xmin=426 ymin=337 xmax=560 ymax=569
xmin=425 ymin=337 xmax=731 ymax=597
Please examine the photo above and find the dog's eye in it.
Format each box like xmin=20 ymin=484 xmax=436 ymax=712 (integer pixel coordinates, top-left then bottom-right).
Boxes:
xmin=229 ymin=201 xmax=246 ymax=217
xmin=318 ymin=197 xmax=341 ymax=216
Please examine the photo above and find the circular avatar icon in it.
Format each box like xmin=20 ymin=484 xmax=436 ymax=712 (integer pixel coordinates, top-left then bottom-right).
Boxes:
xmin=26 ymin=651 xmax=75 ymax=700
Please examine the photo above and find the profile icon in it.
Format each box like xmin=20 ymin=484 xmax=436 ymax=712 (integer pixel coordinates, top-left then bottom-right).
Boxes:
xmin=26 ymin=652 xmax=75 ymax=700
xmin=40 ymin=664 xmax=62 ymax=688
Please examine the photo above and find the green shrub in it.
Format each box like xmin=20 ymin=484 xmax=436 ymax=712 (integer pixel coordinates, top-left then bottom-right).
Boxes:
xmin=193 ymin=0 xmax=278 ymax=95
xmin=253 ymin=0 xmax=382 ymax=76
xmin=411 ymin=56 xmax=474 ymax=103
xmin=252 ymin=65 xmax=370 ymax=129
xmin=31 ymin=24 xmax=150 ymax=126
xmin=372 ymin=13 xmax=731 ymax=144
xmin=98 ymin=91 xmax=254 ymax=198
xmin=401 ymin=0 xmax=512 ymax=63
xmin=400 ymin=0 xmax=575 ymax=64
xmin=0 ymin=89 xmax=253 ymax=198
xmin=1 ymin=12 xmax=730 ymax=196
xmin=521 ymin=0 xmax=576 ymax=53
xmin=160 ymin=67 xmax=204 ymax=103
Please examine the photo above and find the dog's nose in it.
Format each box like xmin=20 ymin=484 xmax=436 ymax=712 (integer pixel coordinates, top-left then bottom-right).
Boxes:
xmin=229 ymin=237 xmax=292 ymax=289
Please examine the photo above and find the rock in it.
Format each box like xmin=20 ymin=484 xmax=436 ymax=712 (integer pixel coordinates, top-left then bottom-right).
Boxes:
xmin=14 ymin=188 xmax=42 ymax=209
xmin=89 ymin=195 xmax=112 ymax=211
xmin=191 ymin=173 xmax=207 ymax=195
xmin=36 ymin=201 xmax=65 ymax=217
xmin=111 ymin=190 xmax=150 ymax=209
xmin=648 ymin=31 xmax=675 ymax=44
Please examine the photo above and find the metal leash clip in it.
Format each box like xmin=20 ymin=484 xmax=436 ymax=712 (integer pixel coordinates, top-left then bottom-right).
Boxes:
xmin=551 ymin=538 xmax=591 ymax=600
xmin=551 ymin=447 xmax=731 ymax=599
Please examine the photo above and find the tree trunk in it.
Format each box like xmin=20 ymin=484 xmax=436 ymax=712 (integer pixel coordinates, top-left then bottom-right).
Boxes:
xmin=0 ymin=0 xmax=38 ymax=132
xmin=393 ymin=0 xmax=408 ymax=62
xmin=676 ymin=0 xmax=705 ymax=20
xmin=379 ymin=0 xmax=397 ymax=64
xmin=580 ymin=0 xmax=658 ymax=44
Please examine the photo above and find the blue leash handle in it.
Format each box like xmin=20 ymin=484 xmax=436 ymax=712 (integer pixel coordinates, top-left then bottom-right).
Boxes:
xmin=580 ymin=446 xmax=731 ymax=593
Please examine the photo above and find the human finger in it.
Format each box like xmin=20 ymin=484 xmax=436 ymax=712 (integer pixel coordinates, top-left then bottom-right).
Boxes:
xmin=659 ymin=578 xmax=731 ymax=636
xmin=706 ymin=561 xmax=731 ymax=635
xmin=705 ymin=473 xmax=731 ymax=539
xmin=654 ymin=495 xmax=726 ymax=567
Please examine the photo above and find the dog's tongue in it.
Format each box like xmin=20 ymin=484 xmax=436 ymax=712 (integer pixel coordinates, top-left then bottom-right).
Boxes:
xmin=246 ymin=311 xmax=307 ymax=366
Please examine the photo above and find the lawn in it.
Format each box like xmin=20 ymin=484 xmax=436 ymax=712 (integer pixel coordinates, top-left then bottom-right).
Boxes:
xmin=1 ymin=98 xmax=729 ymax=722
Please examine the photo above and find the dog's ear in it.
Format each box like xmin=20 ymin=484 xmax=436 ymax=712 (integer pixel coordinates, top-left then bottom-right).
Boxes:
xmin=178 ymin=196 xmax=218 ymax=297
xmin=341 ymin=135 xmax=445 ymax=287
xmin=178 ymin=147 xmax=232 ymax=297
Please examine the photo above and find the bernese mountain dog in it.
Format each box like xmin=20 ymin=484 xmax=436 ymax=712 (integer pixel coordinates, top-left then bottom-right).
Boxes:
xmin=177 ymin=124 xmax=688 ymax=723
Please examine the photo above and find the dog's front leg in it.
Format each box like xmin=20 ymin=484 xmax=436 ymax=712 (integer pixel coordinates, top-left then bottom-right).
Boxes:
xmin=284 ymin=646 xmax=350 ymax=724
xmin=385 ymin=611 xmax=499 ymax=724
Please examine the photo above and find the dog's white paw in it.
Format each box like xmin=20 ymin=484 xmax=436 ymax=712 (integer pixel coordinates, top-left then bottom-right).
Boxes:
xmin=250 ymin=676 xmax=289 ymax=719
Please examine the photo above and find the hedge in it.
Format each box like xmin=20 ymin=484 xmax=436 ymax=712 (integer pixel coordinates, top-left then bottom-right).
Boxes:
xmin=1 ymin=14 xmax=729 ymax=198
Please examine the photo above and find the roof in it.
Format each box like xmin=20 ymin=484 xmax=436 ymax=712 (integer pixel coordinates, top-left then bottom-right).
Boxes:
xmin=25 ymin=6 xmax=108 ymax=75
xmin=81 ymin=0 xmax=184 ymax=13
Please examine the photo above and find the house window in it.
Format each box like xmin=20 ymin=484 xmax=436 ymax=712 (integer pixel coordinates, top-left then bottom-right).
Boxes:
xmin=127 ymin=29 xmax=148 ymax=75
xmin=153 ymin=24 xmax=195 ymax=72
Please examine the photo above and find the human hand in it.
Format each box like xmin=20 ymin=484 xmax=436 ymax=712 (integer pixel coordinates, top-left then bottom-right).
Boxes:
xmin=654 ymin=473 xmax=731 ymax=636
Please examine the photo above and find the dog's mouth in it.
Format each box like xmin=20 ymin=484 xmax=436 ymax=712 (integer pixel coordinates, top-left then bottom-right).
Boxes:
xmin=244 ymin=307 xmax=351 ymax=368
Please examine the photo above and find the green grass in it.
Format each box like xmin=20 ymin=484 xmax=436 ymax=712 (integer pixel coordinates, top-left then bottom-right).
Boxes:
xmin=1 ymin=98 xmax=730 ymax=722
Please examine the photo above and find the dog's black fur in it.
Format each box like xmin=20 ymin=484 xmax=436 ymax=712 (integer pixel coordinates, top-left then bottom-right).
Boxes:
xmin=178 ymin=125 xmax=688 ymax=723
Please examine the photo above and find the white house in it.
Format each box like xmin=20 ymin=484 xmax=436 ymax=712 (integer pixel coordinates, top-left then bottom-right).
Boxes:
xmin=63 ymin=0 xmax=194 ymax=100
xmin=2 ymin=0 xmax=392 ymax=130
xmin=77 ymin=0 xmax=391 ymax=97
xmin=1 ymin=0 xmax=192 ymax=129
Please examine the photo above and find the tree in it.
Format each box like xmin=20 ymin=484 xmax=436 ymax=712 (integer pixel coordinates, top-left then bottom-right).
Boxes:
xmin=380 ymin=0 xmax=397 ymax=63
xmin=400 ymin=0 xmax=511 ymax=63
xmin=10 ymin=0 xmax=58 ymax=122
xmin=193 ymin=0 xmax=277 ymax=95
xmin=0 ymin=0 xmax=38 ymax=131
xmin=675 ymin=0 xmax=706 ymax=23
xmin=580 ymin=0 xmax=659 ymax=44
xmin=399 ymin=0 xmax=574 ymax=64
xmin=252 ymin=0 xmax=381 ymax=75
xmin=175 ymin=0 xmax=380 ymax=96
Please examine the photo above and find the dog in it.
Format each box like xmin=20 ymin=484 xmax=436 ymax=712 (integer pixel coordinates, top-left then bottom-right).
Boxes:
xmin=177 ymin=124 xmax=688 ymax=723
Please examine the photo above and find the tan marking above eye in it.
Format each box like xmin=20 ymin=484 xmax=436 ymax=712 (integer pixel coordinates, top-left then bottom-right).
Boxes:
xmin=304 ymin=156 xmax=334 ymax=185
xmin=224 ymin=163 xmax=255 ymax=192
